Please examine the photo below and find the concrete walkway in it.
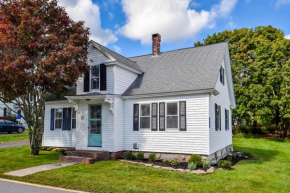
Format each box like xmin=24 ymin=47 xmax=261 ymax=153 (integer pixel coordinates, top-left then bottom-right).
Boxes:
xmin=0 ymin=141 xmax=29 ymax=148
xmin=4 ymin=162 xmax=78 ymax=177
xmin=0 ymin=178 xmax=87 ymax=193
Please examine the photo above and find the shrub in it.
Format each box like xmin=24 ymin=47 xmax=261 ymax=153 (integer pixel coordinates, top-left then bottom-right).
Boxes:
xmin=136 ymin=151 xmax=144 ymax=160
xmin=148 ymin=153 xmax=156 ymax=163
xmin=233 ymin=154 xmax=238 ymax=160
xmin=217 ymin=160 xmax=232 ymax=170
xmin=202 ymin=161 xmax=211 ymax=169
xmin=162 ymin=159 xmax=168 ymax=163
xmin=188 ymin=162 xmax=197 ymax=170
xmin=45 ymin=147 xmax=54 ymax=151
xmin=245 ymin=133 xmax=254 ymax=138
xmin=52 ymin=148 xmax=66 ymax=155
xmin=124 ymin=151 xmax=133 ymax=160
xmin=234 ymin=133 xmax=245 ymax=138
xmin=188 ymin=155 xmax=202 ymax=167
xmin=227 ymin=156 xmax=232 ymax=162
xmin=169 ymin=159 xmax=180 ymax=166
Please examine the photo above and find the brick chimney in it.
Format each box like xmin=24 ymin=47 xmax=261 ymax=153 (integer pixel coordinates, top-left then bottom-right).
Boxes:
xmin=152 ymin=33 xmax=161 ymax=56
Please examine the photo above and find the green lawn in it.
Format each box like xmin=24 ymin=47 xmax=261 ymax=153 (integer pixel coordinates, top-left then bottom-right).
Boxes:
xmin=0 ymin=133 xmax=29 ymax=144
xmin=1 ymin=138 xmax=290 ymax=193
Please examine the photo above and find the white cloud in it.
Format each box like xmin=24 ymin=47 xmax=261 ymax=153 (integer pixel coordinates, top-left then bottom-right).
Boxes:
xmin=276 ymin=0 xmax=290 ymax=8
xmin=285 ymin=34 xmax=290 ymax=39
xmin=112 ymin=45 xmax=122 ymax=53
xmin=58 ymin=0 xmax=117 ymax=46
xmin=118 ymin=0 xmax=238 ymax=44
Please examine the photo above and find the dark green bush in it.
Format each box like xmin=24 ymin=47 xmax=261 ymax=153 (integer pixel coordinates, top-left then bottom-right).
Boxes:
xmin=234 ymin=133 xmax=245 ymax=138
xmin=217 ymin=160 xmax=232 ymax=169
xmin=136 ymin=151 xmax=144 ymax=160
xmin=245 ymin=133 xmax=254 ymax=138
xmin=243 ymin=151 xmax=253 ymax=157
xmin=188 ymin=155 xmax=202 ymax=167
xmin=233 ymin=154 xmax=238 ymax=160
xmin=227 ymin=156 xmax=232 ymax=162
xmin=124 ymin=151 xmax=133 ymax=160
xmin=148 ymin=153 xmax=156 ymax=163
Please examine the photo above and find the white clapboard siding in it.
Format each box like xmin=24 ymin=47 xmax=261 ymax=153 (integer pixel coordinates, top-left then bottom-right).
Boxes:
xmin=113 ymin=97 xmax=124 ymax=152
xmin=123 ymin=94 xmax=209 ymax=155
xmin=76 ymin=44 xmax=113 ymax=95
xmin=114 ymin=65 xmax=138 ymax=94
xmin=209 ymin=59 xmax=233 ymax=154
xmin=75 ymin=99 xmax=114 ymax=152
xmin=43 ymin=101 xmax=77 ymax=147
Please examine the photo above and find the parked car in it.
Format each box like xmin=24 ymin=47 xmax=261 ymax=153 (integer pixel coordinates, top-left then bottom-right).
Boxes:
xmin=0 ymin=119 xmax=25 ymax=133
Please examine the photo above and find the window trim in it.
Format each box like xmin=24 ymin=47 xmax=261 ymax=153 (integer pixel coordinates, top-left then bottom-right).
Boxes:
xmin=90 ymin=65 xmax=100 ymax=91
xmin=165 ymin=101 xmax=179 ymax=129
xmin=54 ymin=108 xmax=63 ymax=130
xmin=71 ymin=108 xmax=76 ymax=129
xmin=139 ymin=103 xmax=151 ymax=129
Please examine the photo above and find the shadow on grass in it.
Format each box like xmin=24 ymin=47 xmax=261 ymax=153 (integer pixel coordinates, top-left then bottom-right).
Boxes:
xmin=234 ymin=146 xmax=279 ymax=163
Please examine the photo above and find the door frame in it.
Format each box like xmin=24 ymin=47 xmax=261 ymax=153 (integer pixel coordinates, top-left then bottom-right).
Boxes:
xmin=88 ymin=104 xmax=102 ymax=147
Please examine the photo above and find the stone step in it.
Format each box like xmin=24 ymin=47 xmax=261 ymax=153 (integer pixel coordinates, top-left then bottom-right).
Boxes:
xmin=59 ymin=156 xmax=97 ymax=164
xmin=66 ymin=150 xmax=110 ymax=160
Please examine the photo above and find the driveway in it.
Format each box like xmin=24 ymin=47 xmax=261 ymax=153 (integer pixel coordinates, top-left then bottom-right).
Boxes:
xmin=0 ymin=131 xmax=28 ymax=136
xmin=0 ymin=141 xmax=29 ymax=148
xmin=0 ymin=178 xmax=87 ymax=193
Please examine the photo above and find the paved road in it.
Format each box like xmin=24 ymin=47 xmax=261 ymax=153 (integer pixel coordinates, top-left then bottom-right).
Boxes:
xmin=0 ymin=141 xmax=30 ymax=148
xmin=0 ymin=178 xmax=86 ymax=193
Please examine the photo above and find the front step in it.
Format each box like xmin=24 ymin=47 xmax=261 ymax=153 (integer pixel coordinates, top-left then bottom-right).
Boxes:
xmin=60 ymin=150 xmax=110 ymax=164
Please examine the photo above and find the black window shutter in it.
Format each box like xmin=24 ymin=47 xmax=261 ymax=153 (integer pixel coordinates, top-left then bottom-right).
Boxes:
xmin=3 ymin=108 xmax=7 ymax=117
xmin=62 ymin=108 xmax=67 ymax=130
xmin=159 ymin=102 xmax=165 ymax=131
xmin=67 ymin=108 xmax=72 ymax=130
xmin=50 ymin=108 xmax=55 ymax=130
xmin=100 ymin=64 xmax=107 ymax=91
xmin=219 ymin=105 xmax=221 ymax=131
xmin=83 ymin=69 xmax=90 ymax=92
xmin=179 ymin=101 xmax=186 ymax=131
xmin=151 ymin=103 xmax=158 ymax=131
xmin=220 ymin=67 xmax=222 ymax=83
xmin=215 ymin=104 xmax=218 ymax=131
xmin=133 ymin=104 xmax=139 ymax=131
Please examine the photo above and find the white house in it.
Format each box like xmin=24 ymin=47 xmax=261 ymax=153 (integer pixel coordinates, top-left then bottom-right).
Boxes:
xmin=43 ymin=34 xmax=236 ymax=163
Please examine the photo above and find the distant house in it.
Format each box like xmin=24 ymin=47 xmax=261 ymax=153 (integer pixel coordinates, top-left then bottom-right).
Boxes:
xmin=43 ymin=34 xmax=236 ymax=163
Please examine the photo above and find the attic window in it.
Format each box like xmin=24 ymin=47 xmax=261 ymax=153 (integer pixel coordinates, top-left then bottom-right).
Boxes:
xmin=220 ymin=67 xmax=225 ymax=85
xmin=91 ymin=65 xmax=100 ymax=90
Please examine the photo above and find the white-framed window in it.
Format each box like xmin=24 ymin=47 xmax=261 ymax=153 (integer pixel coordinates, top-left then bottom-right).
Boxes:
xmin=140 ymin=104 xmax=151 ymax=129
xmin=166 ymin=102 xmax=179 ymax=129
xmin=72 ymin=108 xmax=76 ymax=129
xmin=55 ymin=108 xmax=63 ymax=129
xmin=90 ymin=65 xmax=100 ymax=90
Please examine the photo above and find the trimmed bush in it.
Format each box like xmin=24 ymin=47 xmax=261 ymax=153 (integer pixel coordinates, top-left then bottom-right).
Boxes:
xmin=136 ymin=151 xmax=144 ymax=160
xmin=148 ymin=153 xmax=156 ymax=163
xmin=188 ymin=155 xmax=202 ymax=167
xmin=227 ymin=156 xmax=232 ymax=162
xmin=169 ymin=159 xmax=180 ymax=166
xmin=188 ymin=162 xmax=197 ymax=170
xmin=162 ymin=159 xmax=168 ymax=163
xmin=124 ymin=151 xmax=133 ymax=160
xmin=202 ymin=161 xmax=211 ymax=169
xmin=234 ymin=133 xmax=245 ymax=138
xmin=52 ymin=148 xmax=66 ymax=155
xmin=217 ymin=160 xmax=232 ymax=169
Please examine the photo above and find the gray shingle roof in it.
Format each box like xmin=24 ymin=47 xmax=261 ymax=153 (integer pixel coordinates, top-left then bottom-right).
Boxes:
xmin=123 ymin=42 xmax=228 ymax=96
xmin=92 ymin=41 xmax=142 ymax=72
xmin=46 ymin=86 xmax=76 ymax=102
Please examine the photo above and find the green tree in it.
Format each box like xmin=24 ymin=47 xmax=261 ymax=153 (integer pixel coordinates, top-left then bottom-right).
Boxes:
xmin=195 ymin=26 xmax=290 ymax=136
xmin=0 ymin=0 xmax=89 ymax=155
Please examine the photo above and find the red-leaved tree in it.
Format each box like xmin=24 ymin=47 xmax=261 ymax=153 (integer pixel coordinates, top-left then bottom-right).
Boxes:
xmin=0 ymin=0 xmax=89 ymax=155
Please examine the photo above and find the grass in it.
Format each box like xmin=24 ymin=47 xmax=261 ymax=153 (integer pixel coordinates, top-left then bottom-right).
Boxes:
xmin=1 ymin=138 xmax=290 ymax=192
xmin=0 ymin=133 xmax=29 ymax=144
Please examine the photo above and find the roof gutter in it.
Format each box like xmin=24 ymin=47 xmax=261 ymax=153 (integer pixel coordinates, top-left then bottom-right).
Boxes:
xmin=122 ymin=89 xmax=217 ymax=99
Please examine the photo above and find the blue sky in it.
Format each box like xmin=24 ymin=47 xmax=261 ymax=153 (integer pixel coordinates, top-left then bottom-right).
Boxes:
xmin=59 ymin=0 xmax=290 ymax=57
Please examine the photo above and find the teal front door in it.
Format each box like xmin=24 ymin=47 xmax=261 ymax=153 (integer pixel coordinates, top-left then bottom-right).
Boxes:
xmin=88 ymin=105 xmax=102 ymax=147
